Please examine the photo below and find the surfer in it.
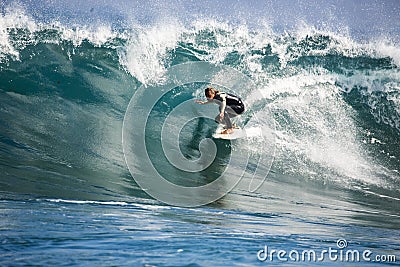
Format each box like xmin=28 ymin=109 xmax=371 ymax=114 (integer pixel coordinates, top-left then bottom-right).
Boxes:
xmin=195 ymin=86 xmax=245 ymax=134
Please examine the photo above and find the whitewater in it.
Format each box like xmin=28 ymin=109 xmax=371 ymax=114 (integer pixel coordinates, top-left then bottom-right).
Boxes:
xmin=0 ymin=1 xmax=399 ymax=266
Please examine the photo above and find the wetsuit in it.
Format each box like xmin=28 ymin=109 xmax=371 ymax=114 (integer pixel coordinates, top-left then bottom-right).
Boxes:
xmin=212 ymin=92 xmax=245 ymax=129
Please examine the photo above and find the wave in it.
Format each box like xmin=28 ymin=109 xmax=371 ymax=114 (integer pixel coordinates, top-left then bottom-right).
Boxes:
xmin=0 ymin=4 xmax=399 ymax=205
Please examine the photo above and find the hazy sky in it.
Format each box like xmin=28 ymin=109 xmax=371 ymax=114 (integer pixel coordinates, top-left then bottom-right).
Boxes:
xmin=3 ymin=0 xmax=400 ymax=39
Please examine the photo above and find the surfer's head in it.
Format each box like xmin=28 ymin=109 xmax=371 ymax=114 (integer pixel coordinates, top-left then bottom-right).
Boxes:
xmin=205 ymin=86 xmax=218 ymax=99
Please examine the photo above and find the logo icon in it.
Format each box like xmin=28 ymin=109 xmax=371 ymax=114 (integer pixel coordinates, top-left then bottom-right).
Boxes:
xmin=122 ymin=61 xmax=275 ymax=207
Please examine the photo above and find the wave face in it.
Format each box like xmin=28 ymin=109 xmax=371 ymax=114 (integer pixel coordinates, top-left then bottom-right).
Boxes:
xmin=1 ymin=2 xmax=400 ymax=266
xmin=0 ymin=4 xmax=399 ymax=213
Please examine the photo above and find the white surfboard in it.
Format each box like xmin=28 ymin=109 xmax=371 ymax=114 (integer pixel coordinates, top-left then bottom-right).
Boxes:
xmin=212 ymin=125 xmax=263 ymax=140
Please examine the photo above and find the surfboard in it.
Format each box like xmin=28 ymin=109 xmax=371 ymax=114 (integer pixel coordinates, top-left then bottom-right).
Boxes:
xmin=212 ymin=125 xmax=263 ymax=140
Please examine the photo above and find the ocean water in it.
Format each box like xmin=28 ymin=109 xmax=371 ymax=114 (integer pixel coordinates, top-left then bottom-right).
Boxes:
xmin=1 ymin=1 xmax=399 ymax=266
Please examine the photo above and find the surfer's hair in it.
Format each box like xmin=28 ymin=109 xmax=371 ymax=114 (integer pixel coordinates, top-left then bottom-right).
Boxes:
xmin=205 ymin=86 xmax=219 ymax=98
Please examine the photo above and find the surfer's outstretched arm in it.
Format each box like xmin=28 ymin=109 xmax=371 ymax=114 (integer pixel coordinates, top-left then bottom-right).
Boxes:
xmin=195 ymin=99 xmax=213 ymax=105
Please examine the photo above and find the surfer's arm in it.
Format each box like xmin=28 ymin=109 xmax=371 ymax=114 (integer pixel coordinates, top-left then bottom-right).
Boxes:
xmin=195 ymin=99 xmax=213 ymax=104
xmin=219 ymin=94 xmax=227 ymax=114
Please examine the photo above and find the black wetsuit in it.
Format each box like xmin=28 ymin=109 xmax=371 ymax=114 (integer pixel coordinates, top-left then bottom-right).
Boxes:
xmin=212 ymin=92 xmax=245 ymax=129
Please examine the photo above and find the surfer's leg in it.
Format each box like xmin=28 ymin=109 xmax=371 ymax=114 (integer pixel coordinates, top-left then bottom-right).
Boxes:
xmin=215 ymin=112 xmax=232 ymax=128
xmin=226 ymin=104 xmax=244 ymax=129
xmin=220 ymin=116 xmax=234 ymax=134
xmin=219 ymin=105 xmax=244 ymax=134
xmin=215 ymin=114 xmax=225 ymax=125
xmin=225 ymin=106 xmax=241 ymax=127
xmin=215 ymin=106 xmax=232 ymax=128
xmin=223 ymin=111 xmax=232 ymax=129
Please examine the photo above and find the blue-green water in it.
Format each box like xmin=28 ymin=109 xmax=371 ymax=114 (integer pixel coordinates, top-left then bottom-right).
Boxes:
xmin=1 ymin=1 xmax=399 ymax=266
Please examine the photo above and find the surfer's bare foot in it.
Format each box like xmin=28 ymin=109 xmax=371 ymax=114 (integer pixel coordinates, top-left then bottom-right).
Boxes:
xmin=221 ymin=128 xmax=233 ymax=134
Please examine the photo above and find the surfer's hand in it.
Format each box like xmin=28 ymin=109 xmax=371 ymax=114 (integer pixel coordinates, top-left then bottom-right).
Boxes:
xmin=195 ymin=100 xmax=204 ymax=104
xmin=219 ymin=112 xmax=224 ymax=119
